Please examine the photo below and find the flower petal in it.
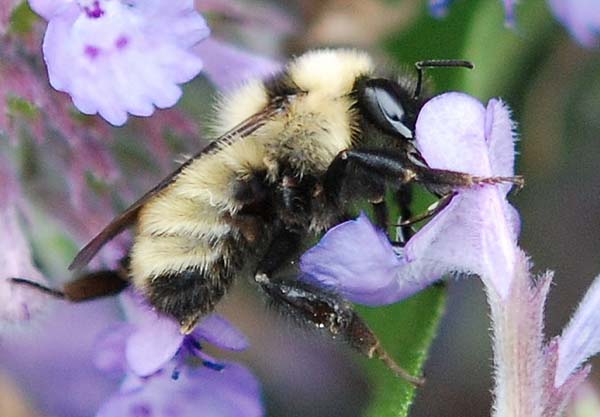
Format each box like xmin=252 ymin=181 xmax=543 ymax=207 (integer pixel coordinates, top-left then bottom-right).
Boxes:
xmin=28 ymin=0 xmax=71 ymax=20
xmin=416 ymin=92 xmax=491 ymax=176
xmin=93 ymin=323 xmax=135 ymax=375
xmin=300 ymin=212 xmax=412 ymax=305
xmin=411 ymin=92 xmax=519 ymax=298
xmin=118 ymin=291 xmax=184 ymax=377
xmin=193 ymin=314 xmax=249 ymax=352
xmin=300 ymin=93 xmax=520 ymax=304
xmin=97 ymin=363 xmax=263 ymax=417
xmin=556 ymin=273 xmax=600 ymax=387
xmin=38 ymin=0 xmax=209 ymax=126
xmin=549 ymin=0 xmax=600 ymax=47
xmin=195 ymin=38 xmax=281 ymax=90
xmin=125 ymin=314 xmax=184 ymax=377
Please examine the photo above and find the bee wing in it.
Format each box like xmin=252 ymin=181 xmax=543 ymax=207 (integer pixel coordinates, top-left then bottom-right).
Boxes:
xmin=69 ymin=99 xmax=288 ymax=271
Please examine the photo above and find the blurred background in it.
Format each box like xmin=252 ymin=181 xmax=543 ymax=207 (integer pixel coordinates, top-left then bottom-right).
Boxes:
xmin=1 ymin=0 xmax=600 ymax=416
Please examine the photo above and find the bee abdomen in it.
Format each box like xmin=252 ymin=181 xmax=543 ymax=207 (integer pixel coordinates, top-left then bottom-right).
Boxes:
xmin=146 ymin=258 xmax=235 ymax=333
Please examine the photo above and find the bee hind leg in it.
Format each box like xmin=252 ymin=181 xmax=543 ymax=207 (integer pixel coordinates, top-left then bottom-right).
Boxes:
xmin=255 ymin=272 xmax=424 ymax=386
xmin=254 ymin=228 xmax=423 ymax=385
xmin=10 ymin=268 xmax=129 ymax=301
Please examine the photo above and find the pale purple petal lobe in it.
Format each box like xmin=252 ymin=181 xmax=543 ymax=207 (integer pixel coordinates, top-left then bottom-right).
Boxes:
xmin=35 ymin=0 xmax=210 ymax=126
xmin=125 ymin=313 xmax=184 ymax=377
xmin=415 ymin=92 xmax=490 ymax=176
xmin=549 ymin=0 xmax=600 ymax=47
xmin=300 ymin=93 xmax=520 ymax=304
xmin=193 ymin=314 xmax=249 ymax=352
xmin=195 ymin=38 xmax=281 ymax=90
xmin=97 ymin=364 xmax=263 ymax=417
xmin=300 ymin=212 xmax=416 ymax=305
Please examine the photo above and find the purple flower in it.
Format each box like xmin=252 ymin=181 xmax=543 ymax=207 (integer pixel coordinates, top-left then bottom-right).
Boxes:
xmin=429 ymin=0 xmax=516 ymax=27
xmin=97 ymin=363 xmax=263 ymax=417
xmin=28 ymin=0 xmax=209 ymax=126
xmin=0 ymin=300 xmax=122 ymax=417
xmin=93 ymin=290 xmax=260 ymax=417
xmin=428 ymin=0 xmax=453 ymax=18
xmin=549 ymin=0 xmax=600 ymax=47
xmin=95 ymin=290 xmax=249 ymax=378
xmin=301 ymin=92 xmax=520 ymax=304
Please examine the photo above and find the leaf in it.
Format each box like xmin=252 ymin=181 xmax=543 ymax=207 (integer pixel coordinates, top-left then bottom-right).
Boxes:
xmin=382 ymin=0 xmax=484 ymax=93
xmin=9 ymin=1 xmax=37 ymax=35
xmin=358 ymin=285 xmax=447 ymax=417
xmin=460 ymin=0 xmax=556 ymax=100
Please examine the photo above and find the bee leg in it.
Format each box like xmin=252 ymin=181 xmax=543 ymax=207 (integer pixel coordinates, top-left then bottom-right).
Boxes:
xmin=255 ymin=275 xmax=424 ymax=385
xmin=395 ymin=184 xmax=414 ymax=243
xmin=396 ymin=192 xmax=456 ymax=228
xmin=253 ymin=228 xmax=423 ymax=384
xmin=324 ymin=148 xmax=523 ymax=200
xmin=10 ymin=268 xmax=129 ymax=301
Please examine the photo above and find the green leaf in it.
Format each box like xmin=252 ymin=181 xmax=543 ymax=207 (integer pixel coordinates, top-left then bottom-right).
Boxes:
xmin=7 ymin=95 xmax=39 ymax=120
xmin=358 ymin=285 xmax=447 ymax=417
xmin=9 ymin=1 xmax=38 ymax=35
xmin=460 ymin=0 xmax=556 ymax=100
xmin=382 ymin=0 xmax=485 ymax=92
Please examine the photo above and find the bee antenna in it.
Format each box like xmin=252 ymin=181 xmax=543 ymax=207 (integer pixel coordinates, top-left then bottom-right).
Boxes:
xmin=10 ymin=278 xmax=66 ymax=299
xmin=413 ymin=59 xmax=474 ymax=100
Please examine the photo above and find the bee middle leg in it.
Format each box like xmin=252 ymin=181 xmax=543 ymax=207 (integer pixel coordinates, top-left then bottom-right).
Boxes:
xmin=255 ymin=272 xmax=424 ymax=385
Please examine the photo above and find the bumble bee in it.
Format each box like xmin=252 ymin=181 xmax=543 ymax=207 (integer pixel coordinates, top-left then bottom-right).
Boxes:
xmin=13 ymin=49 xmax=521 ymax=385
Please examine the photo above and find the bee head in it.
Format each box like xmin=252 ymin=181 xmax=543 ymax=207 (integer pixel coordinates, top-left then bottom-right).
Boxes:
xmin=356 ymin=78 xmax=420 ymax=141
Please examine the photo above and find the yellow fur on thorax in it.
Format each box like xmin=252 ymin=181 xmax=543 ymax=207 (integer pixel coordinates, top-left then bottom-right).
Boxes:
xmin=130 ymin=49 xmax=376 ymax=283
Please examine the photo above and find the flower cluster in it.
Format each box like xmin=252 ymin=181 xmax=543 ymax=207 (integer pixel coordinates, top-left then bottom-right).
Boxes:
xmin=94 ymin=291 xmax=262 ymax=417
xmin=301 ymin=92 xmax=600 ymax=416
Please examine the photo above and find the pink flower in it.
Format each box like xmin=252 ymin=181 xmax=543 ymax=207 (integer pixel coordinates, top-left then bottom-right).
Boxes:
xmin=28 ymin=0 xmax=209 ymax=126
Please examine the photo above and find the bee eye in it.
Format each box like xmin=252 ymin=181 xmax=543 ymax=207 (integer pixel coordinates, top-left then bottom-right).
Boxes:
xmin=359 ymin=79 xmax=416 ymax=140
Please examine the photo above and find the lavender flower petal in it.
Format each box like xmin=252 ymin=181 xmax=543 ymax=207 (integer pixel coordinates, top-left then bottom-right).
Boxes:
xmin=300 ymin=93 xmax=520 ymax=304
xmin=193 ymin=314 xmax=249 ymax=351
xmin=118 ymin=291 xmax=184 ymax=376
xmin=115 ymin=290 xmax=248 ymax=376
xmin=300 ymin=212 xmax=406 ymax=305
xmin=195 ymin=38 xmax=281 ymax=90
xmin=555 ymin=274 xmax=600 ymax=387
xmin=125 ymin=313 xmax=184 ymax=377
xmin=429 ymin=0 xmax=453 ymax=18
xmin=94 ymin=323 xmax=135 ymax=375
xmin=404 ymin=93 xmax=519 ymax=299
xmin=0 ymin=300 xmax=121 ymax=417
xmin=549 ymin=0 xmax=600 ymax=47
xmin=35 ymin=0 xmax=209 ymax=125
xmin=97 ymin=363 xmax=263 ymax=417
